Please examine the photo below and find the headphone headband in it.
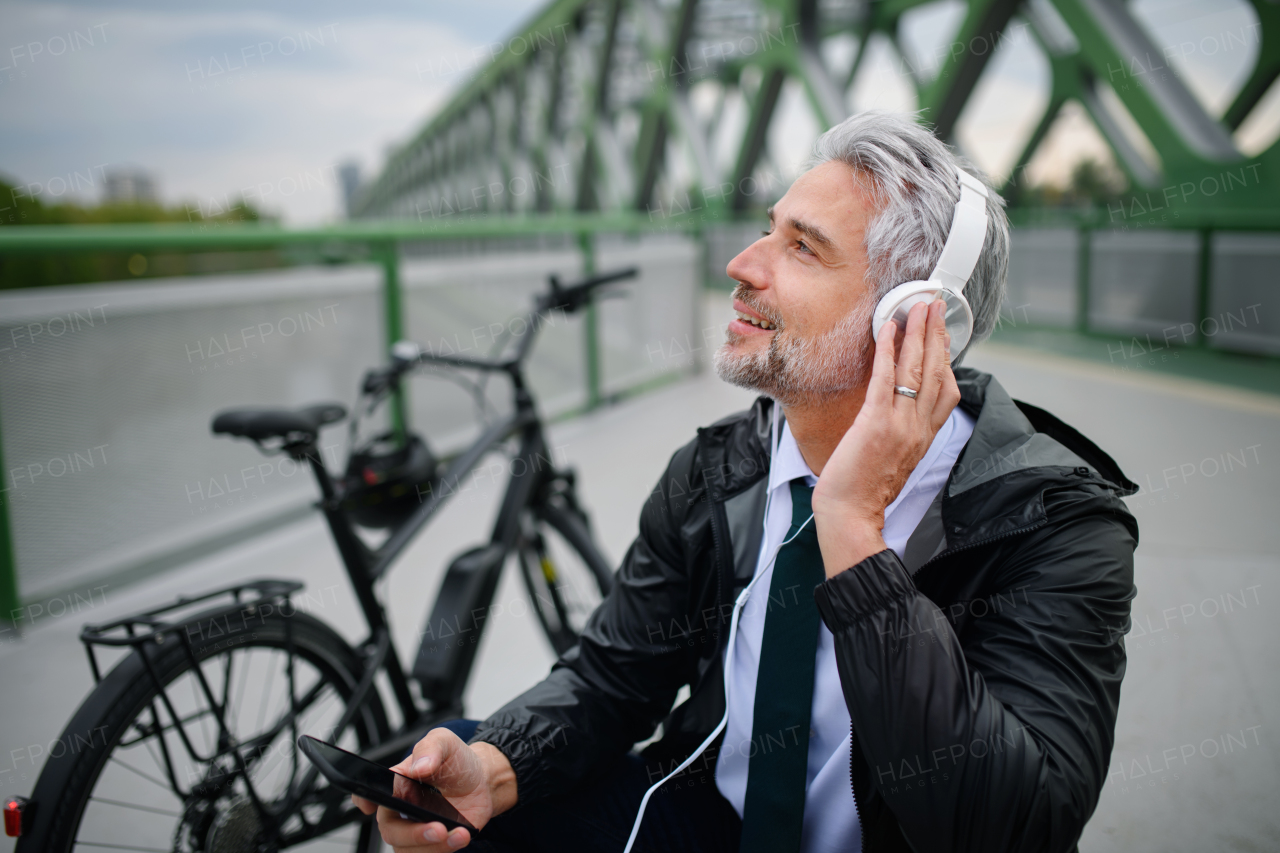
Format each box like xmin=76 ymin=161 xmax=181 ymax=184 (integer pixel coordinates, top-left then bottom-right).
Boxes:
xmin=929 ymin=168 xmax=989 ymax=294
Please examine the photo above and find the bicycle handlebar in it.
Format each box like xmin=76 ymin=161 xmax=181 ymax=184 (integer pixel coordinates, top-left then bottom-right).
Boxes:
xmin=361 ymin=266 xmax=639 ymax=394
xmin=537 ymin=266 xmax=638 ymax=314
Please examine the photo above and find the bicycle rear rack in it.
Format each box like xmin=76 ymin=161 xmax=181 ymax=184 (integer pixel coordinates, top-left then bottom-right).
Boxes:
xmin=79 ymin=579 xmax=303 ymax=684
xmin=75 ymin=579 xmax=328 ymax=841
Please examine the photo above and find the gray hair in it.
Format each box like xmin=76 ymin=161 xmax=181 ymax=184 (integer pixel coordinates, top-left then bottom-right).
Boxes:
xmin=807 ymin=111 xmax=1010 ymax=355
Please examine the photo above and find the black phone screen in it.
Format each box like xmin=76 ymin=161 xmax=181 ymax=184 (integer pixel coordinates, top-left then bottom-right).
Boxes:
xmin=297 ymin=735 xmax=476 ymax=831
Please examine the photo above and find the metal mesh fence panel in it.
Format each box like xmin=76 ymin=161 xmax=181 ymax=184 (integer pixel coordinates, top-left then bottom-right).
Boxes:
xmin=1088 ymin=230 xmax=1199 ymax=337
xmin=398 ymin=248 xmax=587 ymax=455
xmin=1209 ymin=233 xmax=1280 ymax=356
xmin=0 ymin=266 xmax=384 ymax=601
xmin=0 ymin=241 xmax=702 ymax=602
xmin=597 ymin=234 xmax=701 ymax=395
xmin=1004 ymin=228 xmax=1078 ymax=327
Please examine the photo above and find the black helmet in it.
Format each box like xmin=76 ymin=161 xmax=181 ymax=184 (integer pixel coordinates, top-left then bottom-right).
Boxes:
xmin=339 ymin=432 xmax=438 ymax=528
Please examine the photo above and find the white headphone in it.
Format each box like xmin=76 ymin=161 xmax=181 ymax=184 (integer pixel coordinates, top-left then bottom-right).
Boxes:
xmin=870 ymin=167 xmax=990 ymax=360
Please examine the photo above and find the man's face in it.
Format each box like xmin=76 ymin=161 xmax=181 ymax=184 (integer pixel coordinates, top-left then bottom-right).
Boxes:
xmin=715 ymin=159 xmax=878 ymax=405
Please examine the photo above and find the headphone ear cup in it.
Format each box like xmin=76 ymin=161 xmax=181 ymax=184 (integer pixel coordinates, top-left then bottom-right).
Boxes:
xmin=938 ymin=289 xmax=974 ymax=358
xmin=870 ymin=282 xmax=974 ymax=361
xmin=872 ymin=281 xmax=933 ymax=341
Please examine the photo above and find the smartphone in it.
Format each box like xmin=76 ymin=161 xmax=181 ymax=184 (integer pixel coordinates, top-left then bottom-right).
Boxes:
xmin=297 ymin=735 xmax=477 ymax=832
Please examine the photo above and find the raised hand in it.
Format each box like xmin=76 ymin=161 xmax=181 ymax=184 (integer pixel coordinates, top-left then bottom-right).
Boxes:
xmin=811 ymin=299 xmax=961 ymax=577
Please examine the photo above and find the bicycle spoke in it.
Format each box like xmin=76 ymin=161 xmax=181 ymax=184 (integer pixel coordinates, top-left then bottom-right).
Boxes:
xmin=240 ymin=675 xmax=330 ymax=761
xmin=119 ymin=702 xmax=217 ymax=749
xmin=252 ymin=679 xmax=339 ymax=795
xmin=88 ymin=796 xmax=182 ymax=818
xmin=108 ymin=756 xmax=179 ymax=794
xmin=254 ymin=650 xmax=279 ymax=736
xmin=74 ymin=842 xmax=171 ymax=852
xmin=140 ymin=735 xmax=174 ymax=796
xmin=232 ymin=646 xmax=251 ymax=734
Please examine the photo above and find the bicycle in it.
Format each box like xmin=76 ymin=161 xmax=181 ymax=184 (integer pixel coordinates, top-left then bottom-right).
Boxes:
xmin=7 ymin=267 xmax=638 ymax=852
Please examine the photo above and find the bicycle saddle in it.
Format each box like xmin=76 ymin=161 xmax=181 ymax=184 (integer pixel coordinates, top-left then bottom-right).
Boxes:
xmin=212 ymin=403 xmax=346 ymax=442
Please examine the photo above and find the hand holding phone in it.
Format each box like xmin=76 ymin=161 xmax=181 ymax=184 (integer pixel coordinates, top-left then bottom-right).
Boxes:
xmin=302 ymin=726 xmax=518 ymax=851
xmin=298 ymin=735 xmax=477 ymax=834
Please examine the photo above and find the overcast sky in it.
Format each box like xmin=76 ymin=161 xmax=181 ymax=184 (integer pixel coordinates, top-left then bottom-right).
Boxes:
xmin=1 ymin=0 xmax=546 ymax=223
xmin=1 ymin=0 xmax=1272 ymax=224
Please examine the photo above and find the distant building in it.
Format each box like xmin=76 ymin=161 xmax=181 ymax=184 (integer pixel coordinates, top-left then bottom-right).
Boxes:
xmin=104 ymin=169 xmax=158 ymax=204
xmin=338 ymin=161 xmax=361 ymax=218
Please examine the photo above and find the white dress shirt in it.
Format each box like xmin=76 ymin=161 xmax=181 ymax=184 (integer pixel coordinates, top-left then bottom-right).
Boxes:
xmin=715 ymin=406 xmax=975 ymax=853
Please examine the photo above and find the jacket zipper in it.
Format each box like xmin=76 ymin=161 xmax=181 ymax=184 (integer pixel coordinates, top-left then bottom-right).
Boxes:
xmin=847 ymin=518 xmax=1048 ymax=850
xmin=915 ymin=518 xmax=1047 ymax=576
xmin=850 ymin=718 xmax=864 ymax=853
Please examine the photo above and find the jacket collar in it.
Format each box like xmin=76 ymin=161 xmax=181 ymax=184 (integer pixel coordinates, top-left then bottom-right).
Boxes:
xmin=950 ymin=367 xmax=1137 ymax=497
xmin=698 ymin=367 xmax=1136 ymax=552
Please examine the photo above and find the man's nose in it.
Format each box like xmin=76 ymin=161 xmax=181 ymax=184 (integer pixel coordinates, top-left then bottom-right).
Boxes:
xmin=726 ymin=237 xmax=770 ymax=289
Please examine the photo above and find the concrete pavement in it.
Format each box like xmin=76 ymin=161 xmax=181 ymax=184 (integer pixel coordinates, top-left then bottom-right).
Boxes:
xmin=2 ymin=292 xmax=1277 ymax=851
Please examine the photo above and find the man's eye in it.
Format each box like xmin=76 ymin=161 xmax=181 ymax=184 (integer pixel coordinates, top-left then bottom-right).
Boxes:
xmin=761 ymin=228 xmax=772 ymax=237
xmin=796 ymin=240 xmax=813 ymax=255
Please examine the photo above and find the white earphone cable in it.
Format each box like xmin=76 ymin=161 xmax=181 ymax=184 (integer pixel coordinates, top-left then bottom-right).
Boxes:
xmin=622 ymin=404 xmax=812 ymax=853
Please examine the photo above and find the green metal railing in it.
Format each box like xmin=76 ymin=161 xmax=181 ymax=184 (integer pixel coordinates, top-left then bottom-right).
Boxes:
xmin=1004 ymin=207 xmax=1280 ymax=345
xmin=0 ymin=407 xmax=16 ymax=629
xmin=2 ymin=202 xmax=1278 ymax=623
xmin=0 ymin=211 xmax=700 ymax=626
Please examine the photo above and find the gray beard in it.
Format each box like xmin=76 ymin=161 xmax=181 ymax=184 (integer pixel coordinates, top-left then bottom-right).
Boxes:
xmin=713 ymin=288 xmax=877 ymax=406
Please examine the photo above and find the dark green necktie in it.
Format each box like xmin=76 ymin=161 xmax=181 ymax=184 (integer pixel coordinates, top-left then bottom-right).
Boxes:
xmin=739 ymin=480 xmax=825 ymax=853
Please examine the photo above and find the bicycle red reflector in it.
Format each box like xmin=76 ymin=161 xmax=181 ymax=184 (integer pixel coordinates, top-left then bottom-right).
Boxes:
xmin=4 ymin=796 xmax=27 ymax=837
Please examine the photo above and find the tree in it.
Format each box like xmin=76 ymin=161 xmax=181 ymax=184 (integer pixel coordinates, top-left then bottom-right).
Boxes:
xmin=0 ymin=178 xmax=277 ymax=289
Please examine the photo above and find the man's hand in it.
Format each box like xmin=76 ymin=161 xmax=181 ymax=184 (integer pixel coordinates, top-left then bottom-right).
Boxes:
xmin=811 ymin=299 xmax=961 ymax=577
xmin=351 ymin=727 xmax=518 ymax=851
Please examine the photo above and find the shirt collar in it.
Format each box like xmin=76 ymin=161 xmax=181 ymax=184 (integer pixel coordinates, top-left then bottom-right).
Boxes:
xmin=768 ymin=418 xmax=816 ymax=493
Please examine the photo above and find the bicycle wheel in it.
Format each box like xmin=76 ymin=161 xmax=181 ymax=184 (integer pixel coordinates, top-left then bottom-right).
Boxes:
xmin=516 ymin=498 xmax=615 ymax=656
xmin=18 ymin=608 xmax=390 ymax=853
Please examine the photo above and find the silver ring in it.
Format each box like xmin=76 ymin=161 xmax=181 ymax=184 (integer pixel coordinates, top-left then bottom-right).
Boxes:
xmin=894 ymin=385 xmax=918 ymax=399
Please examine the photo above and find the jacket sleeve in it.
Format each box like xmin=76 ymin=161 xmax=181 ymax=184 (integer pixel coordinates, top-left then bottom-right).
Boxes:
xmin=814 ymin=484 xmax=1136 ymax=853
xmin=469 ymin=444 xmax=701 ymax=804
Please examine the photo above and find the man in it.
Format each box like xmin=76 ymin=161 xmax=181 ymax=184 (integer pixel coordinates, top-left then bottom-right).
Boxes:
xmin=357 ymin=111 xmax=1139 ymax=852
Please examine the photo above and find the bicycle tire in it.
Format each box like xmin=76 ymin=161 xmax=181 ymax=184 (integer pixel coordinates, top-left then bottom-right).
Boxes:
xmin=517 ymin=498 xmax=615 ymax=656
xmin=18 ymin=607 xmax=390 ymax=853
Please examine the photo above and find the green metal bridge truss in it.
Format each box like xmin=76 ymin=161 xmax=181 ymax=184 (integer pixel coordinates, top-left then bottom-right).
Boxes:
xmin=352 ymin=0 xmax=1280 ymax=222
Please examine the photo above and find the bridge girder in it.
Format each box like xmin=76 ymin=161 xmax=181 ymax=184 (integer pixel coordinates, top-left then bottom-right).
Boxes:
xmin=352 ymin=0 xmax=1280 ymax=221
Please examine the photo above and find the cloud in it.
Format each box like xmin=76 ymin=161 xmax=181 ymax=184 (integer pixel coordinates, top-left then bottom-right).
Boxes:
xmin=4 ymin=0 xmax=1272 ymax=226
xmin=0 ymin=1 xmax=542 ymax=224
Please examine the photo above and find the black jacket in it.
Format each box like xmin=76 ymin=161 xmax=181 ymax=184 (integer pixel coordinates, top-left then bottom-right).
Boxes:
xmin=472 ymin=368 xmax=1139 ymax=852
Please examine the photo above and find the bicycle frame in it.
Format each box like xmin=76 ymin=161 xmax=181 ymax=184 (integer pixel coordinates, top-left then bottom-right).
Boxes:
xmin=209 ymin=271 xmax=632 ymax=763
xmin=297 ymin=346 xmax=561 ymax=738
